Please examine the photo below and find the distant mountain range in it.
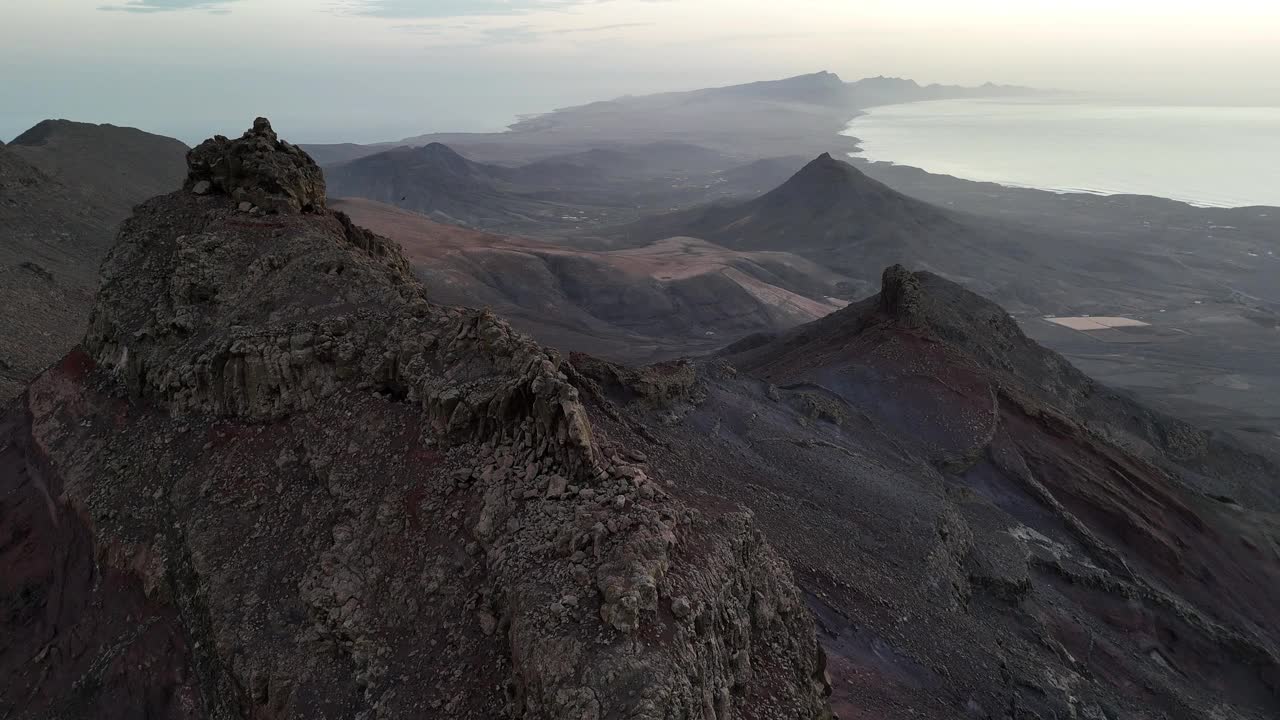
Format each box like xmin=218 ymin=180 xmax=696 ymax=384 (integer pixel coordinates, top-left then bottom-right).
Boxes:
xmin=325 ymin=140 xmax=800 ymax=234
xmin=305 ymin=71 xmax=1038 ymax=166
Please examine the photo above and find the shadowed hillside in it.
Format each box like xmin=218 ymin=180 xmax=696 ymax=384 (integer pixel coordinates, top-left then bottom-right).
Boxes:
xmin=0 ymin=122 xmax=186 ymax=399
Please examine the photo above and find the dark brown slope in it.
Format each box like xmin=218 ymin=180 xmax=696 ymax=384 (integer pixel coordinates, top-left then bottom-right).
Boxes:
xmin=572 ymin=266 xmax=1280 ymax=719
xmin=9 ymin=119 xmax=188 ymax=212
xmin=332 ymin=196 xmax=850 ymax=363
xmin=0 ymin=121 xmax=187 ymax=400
xmin=0 ymin=119 xmax=831 ymax=719
xmin=1 ymin=143 xmax=111 ymax=400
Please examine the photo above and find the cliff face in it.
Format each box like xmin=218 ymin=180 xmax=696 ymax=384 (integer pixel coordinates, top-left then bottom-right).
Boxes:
xmin=1 ymin=120 xmax=831 ymax=719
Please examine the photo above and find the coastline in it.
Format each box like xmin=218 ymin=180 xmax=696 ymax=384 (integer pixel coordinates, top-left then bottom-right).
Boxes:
xmin=841 ymin=98 xmax=1280 ymax=210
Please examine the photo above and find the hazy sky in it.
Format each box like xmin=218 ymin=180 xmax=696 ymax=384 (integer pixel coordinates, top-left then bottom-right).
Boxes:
xmin=3 ymin=0 xmax=1278 ymax=144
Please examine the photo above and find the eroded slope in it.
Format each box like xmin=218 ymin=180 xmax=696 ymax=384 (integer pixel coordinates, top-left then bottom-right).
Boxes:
xmin=572 ymin=266 xmax=1280 ymax=719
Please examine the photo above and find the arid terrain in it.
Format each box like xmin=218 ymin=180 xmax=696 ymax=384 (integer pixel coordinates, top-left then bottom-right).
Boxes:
xmin=0 ymin=121 xmax=187 ymax=399
xmin=333 ymin=197 xmax=849 ymax=361
xmin=1 ymin=67 xmax=1277 ymax=720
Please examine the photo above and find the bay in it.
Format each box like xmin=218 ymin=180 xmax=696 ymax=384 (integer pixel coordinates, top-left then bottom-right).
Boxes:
xmin=843 ymin=98 xmax=1280 ymax=208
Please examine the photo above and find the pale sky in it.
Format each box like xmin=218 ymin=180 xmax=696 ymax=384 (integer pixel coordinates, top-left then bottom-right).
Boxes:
xmin=3 ymin=0 xmax=1278 ymax=144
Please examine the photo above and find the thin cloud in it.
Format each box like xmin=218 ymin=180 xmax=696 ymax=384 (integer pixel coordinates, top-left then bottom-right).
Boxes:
xmin=547 ymin=22 xmax=652 ymax=34
xmin=393 ymin=19 xmax=651 ymax=38
xmin=390 ymin=17 xmax=653 ymax=47
xmin=333 ymin=0 xmax=586 ymax=19
xmin=98 ymin=0 xmax=240 ymax=11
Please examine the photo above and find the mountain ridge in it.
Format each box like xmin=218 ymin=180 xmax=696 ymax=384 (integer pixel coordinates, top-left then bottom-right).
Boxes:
xmin=304 ymin=72 xmax=1038 ymax=165
xmin=0 ymin=119 xmax=188 ymax=400
xmin=0 ymin=118 xmax=833 ymax=719
xmin=574 ymin=265 xmax=1280 ymax=718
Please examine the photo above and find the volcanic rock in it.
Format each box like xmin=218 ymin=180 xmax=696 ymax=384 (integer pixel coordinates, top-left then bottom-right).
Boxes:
xmin=185 ymin=117 xmax=325 ymax=213
xmin=877 ymin=263 xmax=922 ymax=321
xmin=1 ymin=121 xmax=831 ymax=719
xmin=577 ymin=267 xmax=1280 ymax=719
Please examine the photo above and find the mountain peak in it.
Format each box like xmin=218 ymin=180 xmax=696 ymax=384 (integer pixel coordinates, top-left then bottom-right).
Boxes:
xmin=770 ymin=151 xmax=877 ymax=200
xmin=10 ymin=119 xmax=70 ymax=145
xmin=185 ymin=116 xmax=325 ymax=213
xmin=415 ymin=142 xmax=472 ymax=162
xmin=793 ymin=70 xmax=842 ymax=83
xmin=9 ymin=118 xmax=110 ymax=146
xmin=875 ymin=266 xmax=1020 ymax=337
xmin=421 ymin=141 xmax=457 ymax=152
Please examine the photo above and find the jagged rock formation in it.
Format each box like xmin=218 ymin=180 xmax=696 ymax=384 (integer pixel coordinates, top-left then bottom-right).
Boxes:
xmin=877 ymin=263 xmax=922 ymax=322
xmin=186 ymin=117 xmax=325 ymax=214
xmin=0 ymin=120 xmax=830 ymax=719
xmin=575 ymin=267 xmax=1280 ymax=719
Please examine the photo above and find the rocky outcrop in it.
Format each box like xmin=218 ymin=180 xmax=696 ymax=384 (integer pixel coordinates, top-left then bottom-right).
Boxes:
xmin=877 ymin=263 xmax=921 ymax=322
xmin=2 ymin=120 xmax=830 ymax=719
xmin=185 ymin=117 xmax=325 ymax=213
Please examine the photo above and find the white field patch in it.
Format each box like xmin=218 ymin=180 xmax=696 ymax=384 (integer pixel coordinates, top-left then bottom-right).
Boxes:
xmin=1044 ymin=316 xmax=1151 ymax=331
xmin=721 ymin=267 xmax=847 ymax=323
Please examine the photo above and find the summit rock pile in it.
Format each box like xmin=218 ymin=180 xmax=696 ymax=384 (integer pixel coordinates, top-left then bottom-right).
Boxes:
xmin=185 ymin=117 xmax=326 ymax=214
xmin=1 ymin=120 xmax=832 ymax=719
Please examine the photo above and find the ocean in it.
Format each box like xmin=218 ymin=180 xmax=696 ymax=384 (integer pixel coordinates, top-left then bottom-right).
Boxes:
xmin=843 ymin=98 xmax=1280 ymax=208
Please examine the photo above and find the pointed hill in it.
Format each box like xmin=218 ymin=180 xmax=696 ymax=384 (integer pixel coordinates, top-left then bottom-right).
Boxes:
xmin=686 ymin=152 xmax=959 ymax=252
xmin=611 ymin=152 xmax=1161 ymax=314
xmin=615 ymin=153 xmax=1019 ymax=275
